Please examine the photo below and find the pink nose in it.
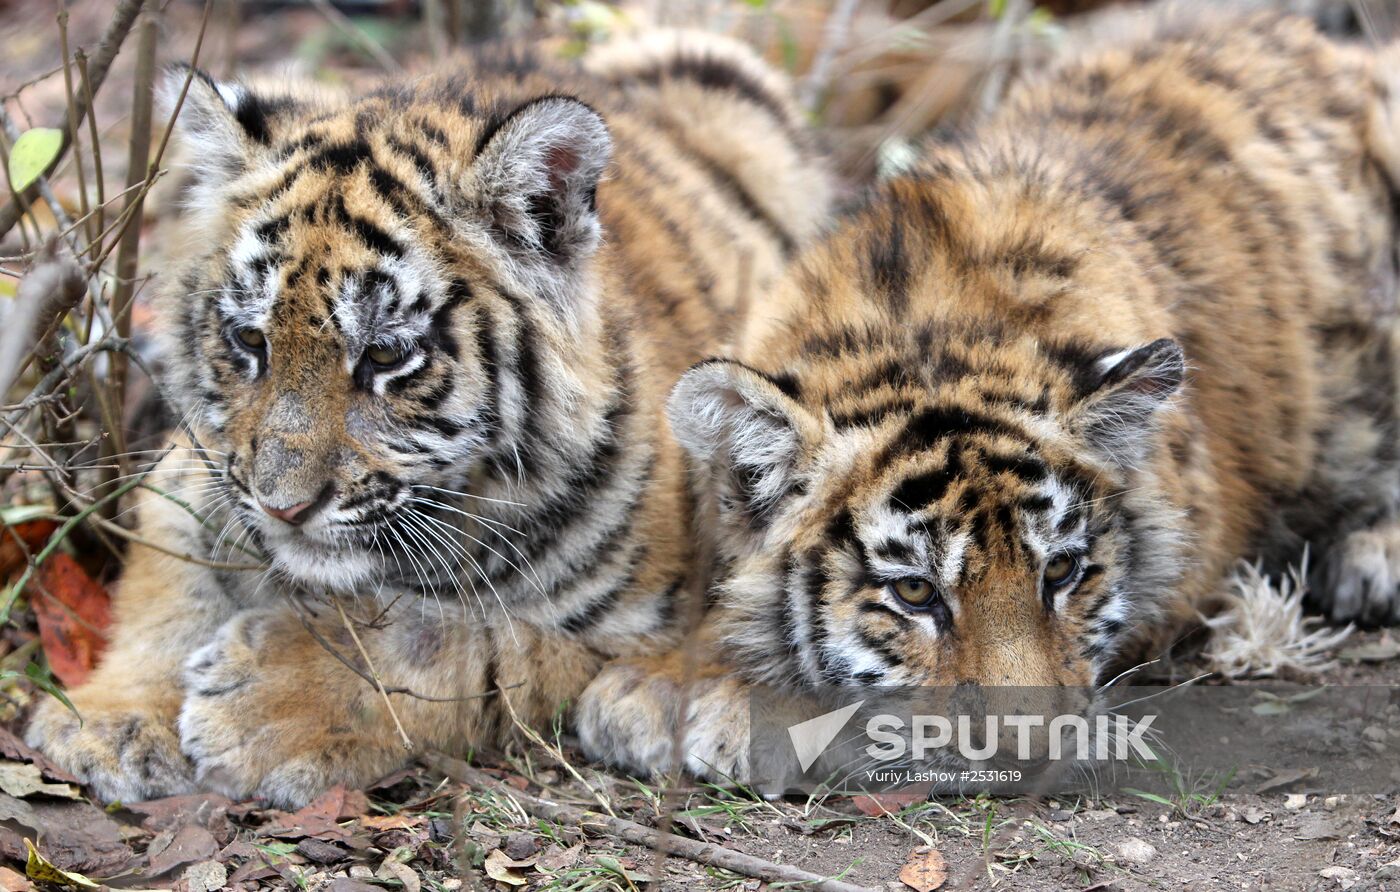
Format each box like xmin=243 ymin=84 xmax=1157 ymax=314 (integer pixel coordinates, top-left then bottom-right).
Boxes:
xmin=260 ymin=500 xmax=314 ymax=525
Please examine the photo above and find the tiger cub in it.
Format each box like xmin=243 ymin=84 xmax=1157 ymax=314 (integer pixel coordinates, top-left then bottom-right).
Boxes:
xmin=26 ymin=33 xmax=830 ymax=806
xmin=577 ymin=10 xmax=1400 ymax=781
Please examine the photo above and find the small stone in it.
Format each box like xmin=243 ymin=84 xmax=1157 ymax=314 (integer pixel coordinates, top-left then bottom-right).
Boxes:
xmin=504 ymin=832 xmax=538 ymax=861
xmin=1243 ymin=806 xmax=1269 ymax=825
xmin=1367 ymin=740 xmax=1387 ymax=755
xmin=1115 ymin=804 xmax=1138 ymax=815
xmin=1364 ymin=725 xmax=1386 ymax=742
xmin=297 ymin=837 xmax=346 ymax=864
xmin=1319 ymin=866 xmax=1358 ymax=889
xmin=181 ymin=861 xmax=226 ymax=892
xmin=1284 ymin=794 xmax=1308 ymax=810
xmin=1115 ymin=837 xmax=1158 ymax=866
xmin=1324 ymin=796 xmax=1341 ymax=810
xmin=1375 ymin=860 xmax=1400 ymax=880
xmin=349 ymin=865 xmax=374 ymax=879
xmin=1047 ymin=809 xmax=1073 ymax=822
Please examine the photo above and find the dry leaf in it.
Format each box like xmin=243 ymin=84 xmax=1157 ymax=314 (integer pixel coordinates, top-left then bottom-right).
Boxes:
xmin=378 ymin=857 xmax=421 ymax=892
xmin=358 ymin=813 xmax=423 ymax=831
xmin=852 ymin=788 xmax=928 ymax=816
xmin=484 ymin=849 xmax=530 ymax=886
xmin=25 ymin=839 xmax=97 ymax=888
xmin=0 ymin=520 xmax=56 ymax=578
xmin=1256 ymin=767 xmax=1317 ymax=794
xmin=535 ymin=844 xmax=583 ymax=873
xmin=146 ymin=824 xmax=218 ymax=876
xmin=899 ymin=847 xmax=948 ymax=892
xmin=1338 ymin=634 xmax=1400 ymax=663
xmin=0 ymin=761 xmax=79 ymax=799
xmin=29 ymin=553 xmax=111 ymax=687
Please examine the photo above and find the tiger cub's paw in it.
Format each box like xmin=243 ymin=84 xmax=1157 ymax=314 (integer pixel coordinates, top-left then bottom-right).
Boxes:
xmin=178 ymin=610 xmax=407 ymax=808
xmin=1319 ymin=523 xmax=1400 ymax=625
xmin=574 ymin=660 xmax=751 ymax=783
xmin=25 ymin=697 xmax=195 ymax=804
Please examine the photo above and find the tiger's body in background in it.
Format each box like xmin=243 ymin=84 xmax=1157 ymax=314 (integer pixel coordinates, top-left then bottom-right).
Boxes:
xmin=27 ymin=33 xmax=830 ymax=807
xmin=578 ymin=9 xmax=1400 ymax=781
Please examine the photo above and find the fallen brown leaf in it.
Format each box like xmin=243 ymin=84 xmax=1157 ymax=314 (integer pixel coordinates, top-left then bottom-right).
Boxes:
xmin=0 ymin=865 xmax=27 ymax=891
xmin=1338 ymin=634 xmax=1400 ymax=663
xmin=484 ymin=849 xmax=530 ymax=886
xmin=147 ymin=824 xmax=219 ymax=876
xmin=0 ymin=760 xmax=79 ymax=799
xmin=358 ymin=813 xmax=423 ymax=831
xmin=535 ymin=844 xmax=583 ymax=873
xmin=852 ymin=788 xmax=929 ymax=817
xmin=0 ymin=794 xmax=131 ymax=875
xmin=0 ymin=520 xmax=56 ymax=578
xmin=0 ymin=727 xmax=78 ymax=784
xmin=899 ymin=847 xmax=948 ymax=892
xmin=29 ymin=553 xmax=111 ymax=687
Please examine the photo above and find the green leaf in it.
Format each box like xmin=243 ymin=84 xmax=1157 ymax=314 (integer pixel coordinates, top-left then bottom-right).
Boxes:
xmin=0 ymin=504 xmax=52 ymax=526
xmin=6 ymin=127 xmax=63 ymax=193
xmin=26 ymin=661 xmax=78 ymax=719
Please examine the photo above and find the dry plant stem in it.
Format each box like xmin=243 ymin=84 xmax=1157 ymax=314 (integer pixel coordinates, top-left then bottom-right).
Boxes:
xmin=107 ymin=0 xmax=161 ymax=489
xmin=285 ymin=593 xmax=516 ymax=704
xmin=85 ymin=514 xmax=263 ymax=571
xmin=57 ymin=12 xmax=93 ymax=248
xmin=0 ymin=0 xmax=145 ymax=241
xmin=334 ymin=599 xmax=414 ymax=750
xmin=421 ymin=752 xmax=880 ymax=892
xmin=76 ymin=51 xmax=106 ymax=256
xmin=798 ymin=0 xmax=862 ymax=114
xmin=499 ymin=693 xmax=616 ymax=819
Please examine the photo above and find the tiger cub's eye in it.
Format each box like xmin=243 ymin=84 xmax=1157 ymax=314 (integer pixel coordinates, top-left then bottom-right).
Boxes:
xmin=366 ymin=344 xmax=405 ymax=369
xmin=1043 ymin=553 xmax=1078 ymax=588
xmin=890 ymin=577 xmax=936 ymax=607
xmin=236 ymin=327 xmax=266 ymax=350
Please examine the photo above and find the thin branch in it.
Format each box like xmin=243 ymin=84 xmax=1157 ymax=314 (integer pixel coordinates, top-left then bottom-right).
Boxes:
xmin=798 ymin=0 xmax=862 ymax=114
xmin=285 ymin=594 xmax=518 ymax=704
xmin=335 ymin=598 xmax=413 ymax=750
xmin=0 ymin=0 xmax=146 ymax=242
xmin=421 ymin=752 xmax=880 ymax=892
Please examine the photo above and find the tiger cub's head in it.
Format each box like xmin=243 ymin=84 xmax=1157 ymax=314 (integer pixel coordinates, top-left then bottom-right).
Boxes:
xmin=671 ymin=312 xmax=1188 ymax=692
xmin=155 ymin=66 xmax=612 ymax=590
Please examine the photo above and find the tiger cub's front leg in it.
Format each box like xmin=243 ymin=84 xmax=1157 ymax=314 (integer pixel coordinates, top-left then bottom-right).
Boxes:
xmin=575 ymin=643 xmax=753 ymax=784
xmin=25 ymin=534 xmax=239 ymax=804
xmin=177 ymin=601 xmax=603 ymax=808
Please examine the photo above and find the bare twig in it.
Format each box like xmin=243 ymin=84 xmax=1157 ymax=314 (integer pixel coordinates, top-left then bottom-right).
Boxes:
xmin=0 ymin=0 xmax=146 ymax=242
xmin=285 ymin=594 xmax=518 ymax=704
xmin=107 ymin=0 xmax=161 ymax=488
xmin=798 ymin=0 xmax=862 ymax=114
xmin=421 ymin=752 xmax=880 ymax=892
xmin=335 ymin=599 xmax=414 ymax=750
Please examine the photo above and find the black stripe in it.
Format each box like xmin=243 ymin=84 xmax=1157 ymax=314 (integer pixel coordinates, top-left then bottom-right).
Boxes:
xmin=649 ymin=118 xmax=796 ymax=254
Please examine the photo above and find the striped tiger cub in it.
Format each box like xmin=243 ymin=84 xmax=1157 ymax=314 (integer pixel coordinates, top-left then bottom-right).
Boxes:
xmin=577 ymin=9 xmax=1400 ymax=781
xmin=26 ymin=32 xmax=830 ymax=807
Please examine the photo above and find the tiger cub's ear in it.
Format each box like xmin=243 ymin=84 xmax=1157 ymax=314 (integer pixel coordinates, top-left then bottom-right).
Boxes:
xmin=668 ymin=360 xmax=819 ymax=528
xmin=470 ymin=97 xmax=612 ymax=310
xmin=160 ymin=66 xmax=303 ymax=206
xmin=1071 ymin=338 xmax=1186 ymax=468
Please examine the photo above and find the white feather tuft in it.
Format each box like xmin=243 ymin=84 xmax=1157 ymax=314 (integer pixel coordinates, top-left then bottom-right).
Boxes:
xmin=1202 ymin=552 xmax=1352 ymax=679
